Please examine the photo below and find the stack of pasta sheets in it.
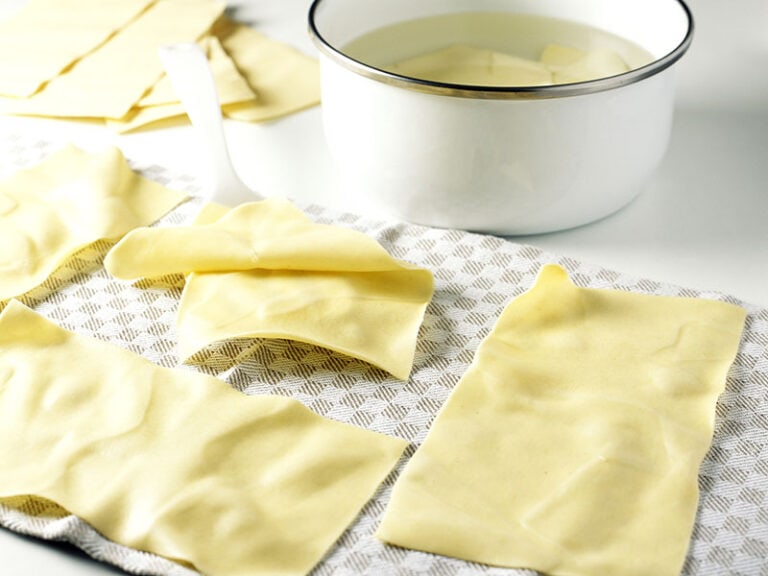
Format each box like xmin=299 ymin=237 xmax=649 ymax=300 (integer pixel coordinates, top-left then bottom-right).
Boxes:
xmin=1 ymin=133 xmax=767 ymax=576
xmin=0 ymin=0 xmax=320 ymax=131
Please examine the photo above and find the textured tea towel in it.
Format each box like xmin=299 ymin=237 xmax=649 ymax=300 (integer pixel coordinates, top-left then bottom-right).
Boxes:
xmin=0 ymin=133 xmax=767 ymax=576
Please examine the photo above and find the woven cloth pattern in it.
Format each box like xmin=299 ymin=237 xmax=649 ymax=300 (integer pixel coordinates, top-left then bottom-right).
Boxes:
xmin=1 ymin=133 xmax=766 ymax=576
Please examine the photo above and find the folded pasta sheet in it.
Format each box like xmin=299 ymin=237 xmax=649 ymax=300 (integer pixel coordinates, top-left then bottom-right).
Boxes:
xmin=105 ymin=198 xmax=434 ymax=379
xmin=0 ymin=144 xmax=185 ymax=302
xmin=376 ymin=264 xmax=747 ymax=576
xmin=0 ymin=301 xmax=407 ymax=576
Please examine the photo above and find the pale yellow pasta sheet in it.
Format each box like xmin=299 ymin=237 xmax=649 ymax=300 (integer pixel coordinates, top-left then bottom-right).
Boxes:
xmin=0 ymin=301 xmax=407 ymax=576
xmin=0 ymin=0 xmax=155 ymax=97
xmin=0 ymin=144 xmax=185 ymax=302
xmin=377 ymin=264 xmax=746 ymax=576
xmin=220 ymin=22 xmax=321 ymax=122
xmin=108 ymin=34 xmax=258 ymax=132
xmin=109 ymin=21 xmax=321 ymax=131
xmin=105 ymin=198 xmax=433 ymax=379
xmin=0 ymin=0 xmax=225 ymax=119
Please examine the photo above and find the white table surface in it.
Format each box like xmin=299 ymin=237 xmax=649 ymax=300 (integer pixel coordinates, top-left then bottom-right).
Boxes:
xmin=0 ymin=0 xmax=766 ymax=574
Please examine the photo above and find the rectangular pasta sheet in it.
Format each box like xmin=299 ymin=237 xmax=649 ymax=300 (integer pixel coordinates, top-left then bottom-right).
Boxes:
xmin=0 ymin=301 xmax=407 ymax=576
xmin=0 ymin=0 xmax=154 ymax=97
xmin=377 ymin=264 xmax=747 ymax=576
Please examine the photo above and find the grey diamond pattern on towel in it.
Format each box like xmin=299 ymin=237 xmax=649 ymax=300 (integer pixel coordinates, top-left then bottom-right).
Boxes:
xmin=1 ymin=133 xmax=766 ymax=576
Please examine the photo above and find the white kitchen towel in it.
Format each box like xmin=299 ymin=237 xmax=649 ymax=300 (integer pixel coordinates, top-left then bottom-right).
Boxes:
xmin=1 ymin=133 xmax=766 ymax=576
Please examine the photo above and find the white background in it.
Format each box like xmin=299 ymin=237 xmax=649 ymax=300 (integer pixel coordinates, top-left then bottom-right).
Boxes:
xmin=0 ymin=0 xmax=766 ymax=573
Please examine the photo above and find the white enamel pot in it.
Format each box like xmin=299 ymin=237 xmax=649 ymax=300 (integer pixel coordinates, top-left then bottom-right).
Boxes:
xmin=308 ymin=0 xmax=693 ymax=235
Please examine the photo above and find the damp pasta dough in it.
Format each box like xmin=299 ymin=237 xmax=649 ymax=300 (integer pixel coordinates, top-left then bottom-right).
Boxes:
xmin=0 ymin=1 xmax=319 ymax=130
xmin=0 ymin=301 xmax=407 ymax=576
xmin=105 ymin=198 xmax=434 ymax=380
xmin=376 ymin=264 xmax=747 ymax=576
xmin=0 ymin=0 xmax=155 ymax=97
xmin=0 ymin=144 xmax=185 ymax=302
xmin=108 ymin=34 xmax=259 ymax=132
xmin=217 ymin=22 xmax=321 ymax=123
xmin=107 ymin=21 xmax=321 ymax=132
xmin=0 ymin=0 xmax=225 ymax=119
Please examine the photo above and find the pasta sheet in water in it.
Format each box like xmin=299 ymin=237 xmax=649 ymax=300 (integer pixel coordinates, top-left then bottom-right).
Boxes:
xmin=377 ymin=264 xmax=746 ymax=576
xmin=0 ymin=301 xmax=407 ymax=576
